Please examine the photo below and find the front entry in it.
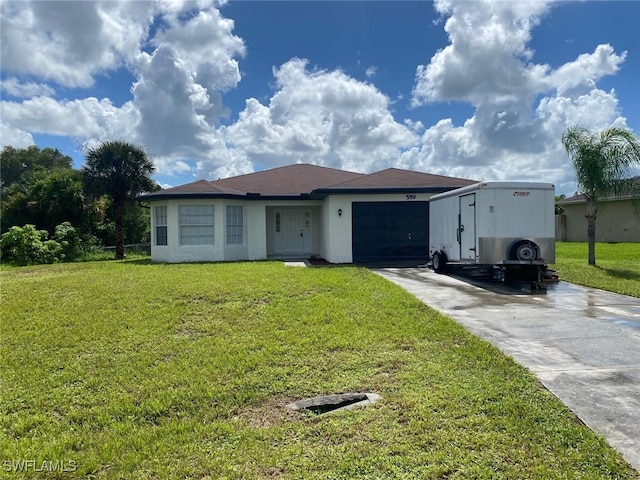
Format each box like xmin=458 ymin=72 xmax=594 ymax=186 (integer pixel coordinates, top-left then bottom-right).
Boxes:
xmin=273 ymin=209 xmax=312 ymax=256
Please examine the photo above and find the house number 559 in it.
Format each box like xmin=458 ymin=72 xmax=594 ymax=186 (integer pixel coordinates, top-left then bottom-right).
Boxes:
xmin=406 ymin=194 xmax=417 ymax=200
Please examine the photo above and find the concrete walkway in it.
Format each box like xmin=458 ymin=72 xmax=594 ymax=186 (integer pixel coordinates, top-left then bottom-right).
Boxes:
xmin=374 ymin=267 xmax=640 ymax=472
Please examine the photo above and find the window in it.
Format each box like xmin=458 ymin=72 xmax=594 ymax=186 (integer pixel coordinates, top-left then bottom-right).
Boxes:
xmin=226 ymin=205 xmax=244 ymax=245
xmin=179 ymin=205 xmax=214 ymax=245
xmin=275 ymin=212 xmax=281 ymax=233
xmin=155 ymin=206 xmax=167 ymax=246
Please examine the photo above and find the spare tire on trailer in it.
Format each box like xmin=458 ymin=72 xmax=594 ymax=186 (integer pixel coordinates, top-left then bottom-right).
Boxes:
xmin=432 ymin=250 xmax=448 ymax=273
xmin=509 ymin=240 xmax=539 ymax=262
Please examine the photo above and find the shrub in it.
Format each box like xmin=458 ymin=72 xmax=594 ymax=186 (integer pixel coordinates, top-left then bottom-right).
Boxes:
xmin=53 ymin=222 xmax=82 ymax=261
xmin=0 ymin=224 xmax=64 ymax=265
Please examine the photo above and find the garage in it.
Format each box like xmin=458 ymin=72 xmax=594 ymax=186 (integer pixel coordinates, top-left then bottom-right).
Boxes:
xmin=352 ymin=202 xmax=430 ymax=263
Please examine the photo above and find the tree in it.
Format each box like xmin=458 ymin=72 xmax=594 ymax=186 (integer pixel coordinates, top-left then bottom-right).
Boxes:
xmin=27 ymin=170 xmax=88 ymax=234
xmin=0 ymin=145 xmax=72 ymax=190
xmin=561 ymin=126 xmax=640 ymax=266
xmin=83 ymin=141 xmax=158 ymax=259
xmin=94 ymin=196 xmax=151 ymax=248
xmin=1 ymin=146 xmax=76 ymax=234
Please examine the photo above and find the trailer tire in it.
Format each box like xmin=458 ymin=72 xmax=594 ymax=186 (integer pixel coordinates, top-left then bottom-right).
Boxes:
xmin=432 ymin=251 xmax=447 ymax=273
xmin=510 ymin=240 xmax=539 ymax=262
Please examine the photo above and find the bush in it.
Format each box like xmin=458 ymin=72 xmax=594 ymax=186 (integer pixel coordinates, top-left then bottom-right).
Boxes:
xmin=0 ymin=223 xmax=85 ymax=265
xmin=1 ymin=225 xmax=62 ymax=265
xmin=53 ymin=222 xmax=82 ymax=261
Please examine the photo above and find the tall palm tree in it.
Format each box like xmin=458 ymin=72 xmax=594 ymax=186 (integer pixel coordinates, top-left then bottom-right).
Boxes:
xmin=83 ymin=141 xmax=158 ymax=259
xmin=561 ymin=126 xmax=640 ymax=266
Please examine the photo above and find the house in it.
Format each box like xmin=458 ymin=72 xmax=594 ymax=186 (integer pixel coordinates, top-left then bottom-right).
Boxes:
xmin=139 ymin=164 xmax=476 ymax=263
xmin=556 ymin=194 xmax=640 ymax=242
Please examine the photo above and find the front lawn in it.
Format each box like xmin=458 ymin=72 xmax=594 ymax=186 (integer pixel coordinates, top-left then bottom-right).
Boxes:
xmin=553 ymin=242 xmax=640 ymax=298
xmin=0 ymin=261 xmax=635 ymax=479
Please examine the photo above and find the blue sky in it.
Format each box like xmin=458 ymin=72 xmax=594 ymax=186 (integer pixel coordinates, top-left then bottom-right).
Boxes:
xmin=1 ymin=0 xmax=639 ymax=195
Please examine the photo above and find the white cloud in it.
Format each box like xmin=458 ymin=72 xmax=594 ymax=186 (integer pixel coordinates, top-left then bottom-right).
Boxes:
xmin=0 ymin=0 xmax=632 ymax=194
xmin=405 ymin=0 xmax=629 ymax=194
xmin=1 ymin=78 xmax=55 ymax=98
xmin=1 ymin=96 xmax=138 ymax=139
xmin=0 ymin=124 xmax=34 ymax=149
xmin=222 ymin=58 xmax=417 ymax=174
xmin=0 ymin=0 xmax=156 ymax=88
xmin=0 ymin=0 xmax=245 ymax=176
xmin=413 ymin=0 xmax=551 ymax=106
xmin=131 ymin=4 xmax=245 ymax=159
xmin=547 ymin=44 xmax=626 ymax=96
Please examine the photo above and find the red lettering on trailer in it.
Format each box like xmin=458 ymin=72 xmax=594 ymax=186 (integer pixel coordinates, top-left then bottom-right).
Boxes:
xmin=513 ymin=191 xmax=530 ymax=197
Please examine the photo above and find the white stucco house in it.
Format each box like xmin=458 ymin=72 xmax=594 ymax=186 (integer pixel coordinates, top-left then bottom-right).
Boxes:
xmin=139 ymin=164 xmax=476 ymax=264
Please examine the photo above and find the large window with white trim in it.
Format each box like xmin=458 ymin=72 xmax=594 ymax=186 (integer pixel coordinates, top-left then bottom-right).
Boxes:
xmin=179 ymin=205 xmax=214 ymax=245
xmin=226 ymin=205 xmax=244 ymax=245
xmin=154 ymin=206 xmax=167 ymax=246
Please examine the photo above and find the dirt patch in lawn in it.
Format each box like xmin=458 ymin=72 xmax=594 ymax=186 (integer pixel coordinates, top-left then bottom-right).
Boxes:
xmin=233 ymin=396 xmax=302 ymax=428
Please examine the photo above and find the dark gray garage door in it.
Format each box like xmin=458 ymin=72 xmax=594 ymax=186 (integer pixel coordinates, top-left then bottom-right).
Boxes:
xmin=352 ymin=202 xmax=429 ymax=263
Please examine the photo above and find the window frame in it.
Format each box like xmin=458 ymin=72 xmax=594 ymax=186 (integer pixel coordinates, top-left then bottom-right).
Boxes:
xmin=154 ymin=205 xmax=168 ymax=246
xmin=178 ymin=205 xmax=215 ymax=246
xmin=226 ymin=205 xmax=244 ymax=245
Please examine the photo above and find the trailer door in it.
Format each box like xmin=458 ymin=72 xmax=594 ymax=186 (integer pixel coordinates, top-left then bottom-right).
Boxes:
xmin=459 ymin=193 xmax=476 ymax=260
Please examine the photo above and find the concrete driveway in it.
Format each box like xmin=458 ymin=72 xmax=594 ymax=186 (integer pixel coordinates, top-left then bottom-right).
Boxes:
xmin=374 ymin=267 xmax=640 ymax=472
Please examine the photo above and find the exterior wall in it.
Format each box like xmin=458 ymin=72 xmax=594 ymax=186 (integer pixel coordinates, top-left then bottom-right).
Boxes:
xmin=322 ymin=192 xmax=436 ymax=264
xmin=150 ymin=191 xmax=448 ymax=263
xmin=246 ymin=203 xmax=267 ymax=260
xmin=151 ymin=199 xmax=224 ymax=263
xmin=150 ymin=198 xmax=325 ymax=262
xmin=562 ymin=199 xmax=640 ymax=242
xmin=320 ymin=195 xmax=353 ymax=264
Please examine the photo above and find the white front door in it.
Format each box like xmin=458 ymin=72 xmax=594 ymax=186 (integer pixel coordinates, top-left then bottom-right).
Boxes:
xmin=275 ymin=209 xmax=312 ymax=255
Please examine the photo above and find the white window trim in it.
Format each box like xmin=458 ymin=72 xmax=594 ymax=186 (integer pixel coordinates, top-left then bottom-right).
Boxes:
xmin=155 ymin=206 xmax=167 ymax=246
xmin=179 ymin=205 xmax=215 ymax=246
xmin=226 ymin=205 xmax=244 ymax=245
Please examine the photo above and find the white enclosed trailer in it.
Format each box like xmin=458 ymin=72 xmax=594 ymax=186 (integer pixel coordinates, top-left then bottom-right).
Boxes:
xmin=429 ymin=182 xmax=555 ymax=284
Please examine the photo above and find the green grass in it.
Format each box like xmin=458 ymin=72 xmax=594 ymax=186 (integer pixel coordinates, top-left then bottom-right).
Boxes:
xmin=553 ymin=242 xmax=640 ymax=298
xmin=1 ymin=261 xmax=636 ymax=479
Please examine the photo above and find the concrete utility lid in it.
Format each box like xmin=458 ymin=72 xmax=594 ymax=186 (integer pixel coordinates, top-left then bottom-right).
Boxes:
xmin=287 ymin=393 xmax=382 ymax=415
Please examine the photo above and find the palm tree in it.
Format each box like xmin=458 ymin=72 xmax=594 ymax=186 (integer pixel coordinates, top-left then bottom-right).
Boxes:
xmin=561 ymin=126 xmax=640 ymax=266
xmin=83 ymin=141 xmax=158 ymax=259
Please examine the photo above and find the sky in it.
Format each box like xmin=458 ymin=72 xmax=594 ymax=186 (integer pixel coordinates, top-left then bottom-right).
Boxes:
xmin=1 ymin=0 xmax=639 ymax=196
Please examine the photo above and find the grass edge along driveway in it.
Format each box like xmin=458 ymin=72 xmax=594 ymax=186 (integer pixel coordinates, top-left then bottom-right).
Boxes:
xmin=1 ymin=260 xmax=636 ymax=479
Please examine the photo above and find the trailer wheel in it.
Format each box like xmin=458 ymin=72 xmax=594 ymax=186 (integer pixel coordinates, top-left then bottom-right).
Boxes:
xmin=432 ymin=251 xmax=447 ymax=273
xmin=510 ymin=240 xmax=539 ymax=262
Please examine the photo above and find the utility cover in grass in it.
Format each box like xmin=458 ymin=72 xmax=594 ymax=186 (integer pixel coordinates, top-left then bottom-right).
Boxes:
xmin=286 ymin=393 xmax=381 ymax=415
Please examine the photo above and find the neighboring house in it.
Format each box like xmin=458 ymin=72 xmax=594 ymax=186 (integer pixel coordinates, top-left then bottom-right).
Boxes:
xmin=556 ymin=194 xmax=640 ymax=242
xmin=139 ymin=164 xmax=476 ymax=263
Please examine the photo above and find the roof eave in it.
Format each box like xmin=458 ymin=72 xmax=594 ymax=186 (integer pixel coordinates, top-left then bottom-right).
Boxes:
xmin=138 ymin=192 xmax=313 ymax=201
xmin=310 ymin=185 xmax=468 ymax=199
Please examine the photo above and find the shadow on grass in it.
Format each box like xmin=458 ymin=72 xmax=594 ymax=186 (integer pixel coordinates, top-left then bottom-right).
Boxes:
xmin=121 ymin=258 xmax=154 ymax=265
xmin=597 ymin=265 xmax=640 ymax=282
